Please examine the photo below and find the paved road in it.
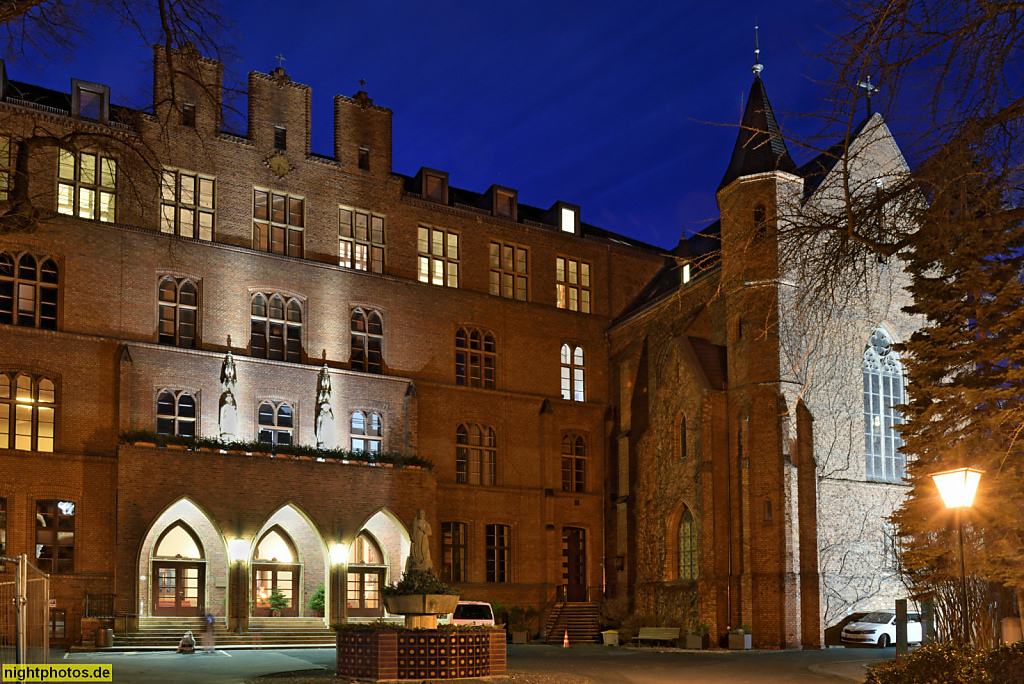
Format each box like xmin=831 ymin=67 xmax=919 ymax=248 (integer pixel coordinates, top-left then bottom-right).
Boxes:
xmin=60 ymin=644 xmax=891 ymax=683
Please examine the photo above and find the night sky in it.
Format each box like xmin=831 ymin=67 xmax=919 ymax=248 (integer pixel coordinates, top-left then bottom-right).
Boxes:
xmin=5 ymin=0 xmax=855 ymax=250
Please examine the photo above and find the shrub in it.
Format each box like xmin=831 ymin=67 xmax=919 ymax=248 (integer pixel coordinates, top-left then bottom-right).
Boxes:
xmin=381 ymin=569 xmax=458 ymax=596
xmin=308 ymin=585 xmax=325 ymax=613
xmin=866 ymin=642 xmax=985 ymax=684
xmin=268 ymin=588 xmax=290 ymax=613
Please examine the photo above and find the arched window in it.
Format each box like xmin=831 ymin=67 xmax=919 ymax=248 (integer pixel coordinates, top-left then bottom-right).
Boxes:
xmin=350 ymin=410 xmax=382 ymax=453
xmin=154 ymin=522 xmax=204 ymax=559
xmin=258 ymin=400 xmax=293 ymax=446
xmin=35 ymin=500 xmax=75 ymax=574
xmin=561 ymin=433 xmax=586 ymax=492
xmin=456 ymin=423 xmax=497 ymax=486
xmin=253 ymin=526 xmax=298 ymax=616
xmin=250 ymin=293 xmax=302 ymax=362
xmin=254 ymin=527 xmax=296 ymax=563
xmin=0 ymin=252 xmax=58 ymax=329
xmin=158 ymin=277 xmax=197 ymax=348
xmin=679 ymin=414 xmax=687 ymax=460
xmin=678 ymin=507 xmax=697 ymax=580
xmin=764 ymin=498 xmax=773 ymax=522
xmin=560 ymin=344 xmax=585 ymax=402
xmin=350 ymin=309 xmax=383 ymax=374
xmin=348 ymin=532 xmax=384 ymax=566
xmin=156 ymin=390 xmax=196 ymax=437
xmin=347 ymin=532 xmax=385 ymax=616
xmin=455 ymin=327 xmax=496 ymax=388
xmin=863 ymin=328 xmax=905 ymax=482
xmin=0 ymin=372 xmax=56 ymax=452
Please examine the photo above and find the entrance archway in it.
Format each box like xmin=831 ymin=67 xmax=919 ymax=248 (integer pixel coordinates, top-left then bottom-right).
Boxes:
xmin=347 ymin=533 xmax=386 ymax=617
xmin=252 ymin=526 xmax=300 ymax=617
xmin=152 ymin=523 xmax=206 ymax=616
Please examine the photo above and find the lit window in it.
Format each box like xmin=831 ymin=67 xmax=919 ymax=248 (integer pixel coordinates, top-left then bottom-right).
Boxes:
xmin=157 ymin=276 xmax=198 ymax=348
xmin=441 ymin=522 xmax=466 ymax=582
xmin=0 ymin=252 xmax=58 ymax=329
xmin=0 ymin=372 xmax=56 ymax=452
xmin=456 ymin=423 xmax=497 ymax=486
xmin=560 ymin=344 xmax=585 ymax=402
xmin=682 ymin=263 xmax=691 ymax=283
xmin=56 ymin=150 xmax=116 ymax=222
xmin=339 ymin=207 xmax=385 ymax=273
xmin=489 ymin=242 xmax=528 ymax=301
xmin=250 ymin=293 xmax=302 ymax=363
xmin=417 ymin=226 xmax=459 ymax=287
xmin=485 ymin=523 xmax=510 ymax=583
xmin=350 ymin=309 xmax=383 ymax=374
xmin=253 ymin=189 xmax=304 ymax=258
xmin=257 ymin=400 xmax=293 ymax=446
xmin=556 ymin=257 xmax=591 ymax=313
xmin=455 ymin=328 xmax=495 ymax=389
xmin=0 ymin=134 xmax=10 ymax=202
xmin=156 ymin=390 xmax=196 ymax=437
xmin=561 ymin=434 xmax=586 ymax=492
xmin=864 ymin=328 xmax=905 ymax=482
xmin=347 ymin=532 xmax=384 ymax=617
xmin=678 ymin=507 xmax=697 ymax=580
xmin=35 ymin=500 xmax=75 ymax=574
xmin=161 ymin=170 xmax=214 ymax=240
xmin=560 ymin=207 xmax=575 ymax=233
xmin=350 ymin=410 xmax=382 ymax=453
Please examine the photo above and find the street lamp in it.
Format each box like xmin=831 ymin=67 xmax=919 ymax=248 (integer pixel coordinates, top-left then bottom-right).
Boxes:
xmin=931 ymin=467 xmax=983 ymax=647
xmin=228 ymin=538 xmax=249 ymax=634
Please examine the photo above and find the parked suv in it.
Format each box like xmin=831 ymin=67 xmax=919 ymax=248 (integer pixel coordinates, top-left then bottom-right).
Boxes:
xmin=840 ymin=610 xmax=922 ymax=648
xmin=440 ymin=601 xmax=495 ymax=627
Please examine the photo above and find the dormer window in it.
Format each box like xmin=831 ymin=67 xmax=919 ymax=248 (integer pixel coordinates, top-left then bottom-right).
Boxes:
xmin=274 ymin=126 xmax=287 ymax=151
xmin=182 ymin=103 xmax=196 ymax=128
xmin=71 ymin=79 xmax=110 ymax=124
xmin=560 ymin=207 xmax=576 ymax=233
xmin=79 ymin=90 xmax=101 ymax=120
xmin=426 ymin=174 xmax=446 ymax=203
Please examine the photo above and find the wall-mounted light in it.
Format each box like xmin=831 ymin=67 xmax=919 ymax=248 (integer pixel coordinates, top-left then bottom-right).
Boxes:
xmin=228 ymin=538 xmax=249 ymax=563
xmin=330 ymin=542 xmax=348 ymax=566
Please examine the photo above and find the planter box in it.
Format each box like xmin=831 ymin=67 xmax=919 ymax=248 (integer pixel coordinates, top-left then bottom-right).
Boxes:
xmin=685 ymin=633 xmax=709 ymax=649
xmin=728 ymin=633 xmax=752 ymax=650
xmin=383 ymin=594 xmax=459 ymax=616
xmin=337 ymin=628 xmax=506 ymax=680
xmin=511 ymin=630 xmax=529 ymax=644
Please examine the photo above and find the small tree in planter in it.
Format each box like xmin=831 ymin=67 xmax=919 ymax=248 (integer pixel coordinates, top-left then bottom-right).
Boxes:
xmin=728 ymin=625 xmax=752 ymax=650
xmin=268 ymin=588 xmax=290 ymax=617
xmin=686 ymin=621 xmax=710 ymax=650
xmin=506 ymin=605 xmax=538 ymax=644
xmin=308 ymin=585 xmax=325 ymax=617
xmin=381 ymin=569 xmax=460 ymax=628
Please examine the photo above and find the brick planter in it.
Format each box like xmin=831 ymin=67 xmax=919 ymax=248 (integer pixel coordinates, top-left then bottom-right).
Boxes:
xmin=336 ymin=629 xmax=506 ymax=680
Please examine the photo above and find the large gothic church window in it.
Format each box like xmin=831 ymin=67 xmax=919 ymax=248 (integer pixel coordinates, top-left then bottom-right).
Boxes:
xmin=863 ymin=328 xmax=906 ymax=483
xmin=678 ymin=507 xmax=697 ymax=580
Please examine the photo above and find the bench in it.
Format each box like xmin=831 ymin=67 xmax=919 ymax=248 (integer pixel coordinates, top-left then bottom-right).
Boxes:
xmin=634 ymin=627 xmax=680 ymax=646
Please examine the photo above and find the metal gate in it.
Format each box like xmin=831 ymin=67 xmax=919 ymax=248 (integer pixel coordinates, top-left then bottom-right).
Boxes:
xmin=1 ymin=555 xmax=49 ymax=665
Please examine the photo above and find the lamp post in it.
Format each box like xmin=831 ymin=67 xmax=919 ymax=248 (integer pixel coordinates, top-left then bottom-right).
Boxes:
xmin=228 ymin=538 xmax=249 ymax=634
xmin=931 ymin=467 xmax=983 ymax=647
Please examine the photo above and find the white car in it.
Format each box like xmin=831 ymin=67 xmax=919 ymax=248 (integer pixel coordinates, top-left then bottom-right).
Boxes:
xmin=840 ymin=610 xmax=922 ymax=648
xmin=439 ymin=601 xmax=495 ymax=627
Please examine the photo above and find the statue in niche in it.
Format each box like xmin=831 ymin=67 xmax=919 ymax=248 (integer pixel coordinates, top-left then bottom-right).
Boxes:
xmin=314 ymin=359 xmax=336 ymax=448
xmin=406 ymin=509 xmax=433 ymax=573
xmin=219 ymin=339 xmax=239 ymax=441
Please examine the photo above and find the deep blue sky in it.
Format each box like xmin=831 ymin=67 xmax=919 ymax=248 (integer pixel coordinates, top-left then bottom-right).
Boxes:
xmin=5 ymin=0 xmax=851 ymax=250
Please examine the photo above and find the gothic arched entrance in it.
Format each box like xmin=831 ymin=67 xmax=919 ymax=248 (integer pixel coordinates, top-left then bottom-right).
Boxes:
xmin=347 ymin=532 xmax=386 ymax=617
xmin=252 ymin=526 xmax=300 ymax=617
xmin=152 ymin=522 xmax=206 ymax=616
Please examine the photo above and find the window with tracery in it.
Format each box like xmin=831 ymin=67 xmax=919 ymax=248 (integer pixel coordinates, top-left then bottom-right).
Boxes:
xmin=455 ymin=328 xmax=495 ymax=388
xmin=0 ymin=372 xmax=56 ymax=452
xmin=156 ymin=390 xmax=196 ymax=437
xmin=158 ymin=277 xmax=197 ymax=348
xmin=350 ymin=411 xmax=382 ymax=453
xmin=0 ymin=252 xmax=58 ymax=329
xmin=258 ymin=400 xmax=293 ymax=446
xmin=251 ymin=293 xmax=302 ymax=362
xmin=561 ymin=433 xmax=586 ymax=492
xmin=560 ymin=344 xmax=585 ymax=401
xmin=863 ymin=328 xmax=906 ymax=482
xmin=678 ymin=506 xmax=697 ymax=580
xmin=456 ymin=423 xmax=496 ymax=486
xmin=351 ymin=309 xmax=383 ymax=374
xmin=35 ymin=500 xmax=75 ymax=574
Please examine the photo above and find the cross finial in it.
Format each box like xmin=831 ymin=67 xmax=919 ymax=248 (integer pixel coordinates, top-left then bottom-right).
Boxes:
xmin=275 ymin=54 xmax=286 ymax=68
xmin=752 ymin=25 xmax=763 ymax=76
xmin=358 ymin=78 xmax=366 ymax=89
xmin=859 ymin=75 xmax=879 ymax=116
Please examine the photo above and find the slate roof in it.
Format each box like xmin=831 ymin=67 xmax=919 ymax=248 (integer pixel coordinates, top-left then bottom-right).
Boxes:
xmin=4 ymin=80 xmax=136 ymax=125
xmin=718 ymin=75 xmax=797 ymax=190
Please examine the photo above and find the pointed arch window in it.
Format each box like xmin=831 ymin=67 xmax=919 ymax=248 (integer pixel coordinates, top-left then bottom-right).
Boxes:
xmin=561 ymin=433 xmax=586 ymax=492
xmin=156 ymin=390 xmax=196 ymax=437
xmin=251 ymin=293 xmax=302 ymax=363
xmin=560 ymin=344 xmax=585 ymax=401
xmin=678 ymin=507 xmax=697 ymax=581
xmin=254 ymin=527 xmax=296 ymax=563
xmin=455 ymin=327 xmax=495 ymax=388
xmin=258 ymin=400 xmax=293 ymax=446
xmin=1 ymin=372 xmax=56 ymax=452
xmin=350 ymin=410 xmax=382 ymax=453
xmin=456 ymin=423 xmax=496 ymax=486
xmin=0 ymin=252 xmax=58 ymax=329
xmin=347 ymin=532 xmax=384 ymax=616
xmin=350 ymin=309 xmax=383 ymax=374
xmin=158 ymin=277 xmax=197 ymax=348
xmin=253 ymin=526 xmax=298 ymax=616
xmin=863 ymin=328 xmax=906 ymax=482
xmin=154 ymin=523 xmax=204 ymax=559
xmin=35 ymin=500 xmax=75 ymax=574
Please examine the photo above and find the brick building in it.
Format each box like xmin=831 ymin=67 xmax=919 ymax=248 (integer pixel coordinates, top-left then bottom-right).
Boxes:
xmin=0 ymin=47 xmax=913 ymax=648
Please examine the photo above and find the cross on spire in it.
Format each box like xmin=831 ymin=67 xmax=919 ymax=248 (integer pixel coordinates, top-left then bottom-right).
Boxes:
xmin=358 ymin=78 xmax=366 ymax=89
xmin=859 ymin=75 xmax=879 ymax=116
xmin=275 ymin=54 xmax=286 ymax=68
xmin=752 ymin=25 xmax=763 ymax=76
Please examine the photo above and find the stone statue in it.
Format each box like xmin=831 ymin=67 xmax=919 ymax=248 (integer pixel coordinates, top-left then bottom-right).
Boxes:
xmin=219 ymin=344 xmax=239 ymax=441
xmin=314 ymin=361 xmax=336 ymax=448
xmin=406 ymin=509 xmax=433 ymax=573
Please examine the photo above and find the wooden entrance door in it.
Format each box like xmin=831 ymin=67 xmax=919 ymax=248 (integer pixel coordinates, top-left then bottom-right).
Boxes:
xmin=347 ymin=568 xmax=384 ymax=617
xmin=252 ymin=564 xmax=299 ymax=617
xmin=152 ymin=562 xmax=204 ymax=616
xmin=562 ymin=527 xmax=586 ymax=602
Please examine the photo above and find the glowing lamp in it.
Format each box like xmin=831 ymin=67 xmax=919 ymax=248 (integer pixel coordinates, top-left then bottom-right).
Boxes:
xmin=228 ymin=538 xmax=249 ymax=563
xmin=931 ymin=467 xmax=983 ymax=509
xmin=330 ymin=543 xmax=348 ymax=565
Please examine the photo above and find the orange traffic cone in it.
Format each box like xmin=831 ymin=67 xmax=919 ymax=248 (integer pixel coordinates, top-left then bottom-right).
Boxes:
xmin=563 ymin=630 xmax=570 ymax=648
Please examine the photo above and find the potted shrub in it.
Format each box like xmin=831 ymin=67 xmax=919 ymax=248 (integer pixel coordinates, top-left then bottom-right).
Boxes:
xmin=686 ymin=621 xmax=710 ymax=649
xmin=507 ymin=605 xmax=537 ymax=644
xmin=381 ymin=569 xmax=460 ymax=628
xmin=268 ymin=588 xmax=289 ymax=617
xmin=728 ymin=625 xmax=752 ymax=650
xmin=308 ymin=585 xmax=325 ymax=617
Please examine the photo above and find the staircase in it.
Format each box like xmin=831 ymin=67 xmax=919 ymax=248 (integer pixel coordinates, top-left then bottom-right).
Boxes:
xmin=111 ymin=616 xmax=336 ymax=650
xmin=544 ymin=602 xmax=601 ymax=644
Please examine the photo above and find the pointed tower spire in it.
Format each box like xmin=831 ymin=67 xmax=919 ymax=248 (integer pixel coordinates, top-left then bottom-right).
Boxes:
xmin=718 ymin=32 xmax=797 ymax=191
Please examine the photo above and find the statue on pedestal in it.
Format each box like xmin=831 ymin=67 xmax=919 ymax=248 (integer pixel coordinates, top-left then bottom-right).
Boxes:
xmin=406 ymin=509 xmax=433 ymax=573
xmin=315 ymin=356 xmax=336 ymax=448
xmin=219 ymin=337 xmax=239 ymax=441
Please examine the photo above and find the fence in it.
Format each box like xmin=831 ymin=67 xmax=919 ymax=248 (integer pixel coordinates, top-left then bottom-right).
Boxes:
xmin=0 ymin=555 xmax=49 ymax=665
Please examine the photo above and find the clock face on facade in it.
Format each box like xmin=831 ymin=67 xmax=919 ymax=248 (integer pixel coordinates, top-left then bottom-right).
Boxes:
xmin=267 ymin=154 xmax=292 ymax=178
